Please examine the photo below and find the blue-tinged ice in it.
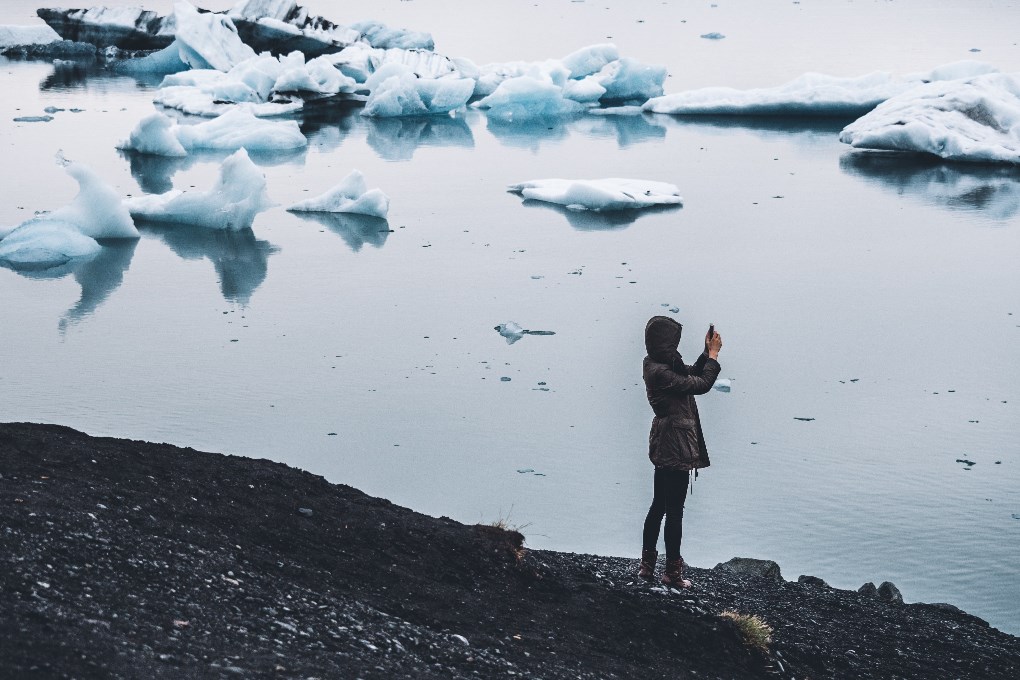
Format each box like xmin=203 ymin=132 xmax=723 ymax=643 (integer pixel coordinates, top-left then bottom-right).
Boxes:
xmin=119 ymin=108 xmax=307 ymax=155
xmin=113 ymin=41 xmax=190 ymax=76
xmin=0 ymin=156 xmax=138 ymax=270
xmin=560 ymin=44 xmax=620 ymax=79
xmin=840 ymin=73 xmax=1020 ymax=164
xmin=174 ymin=1 xmax=257 ymax=72
xmin=349 ymin=20 xmax=434 ymax=51
xmin=361 ymin=63 xmax=474 ymax=117
xmin=595 ymin=57 xmax=667 ymax=102
xmin=124 ymin=149 xmax=274 ymax=230
xmin=0 ymin=25 xmax=60 ymax=48
xmin=495 ymin=322 xmax=526 ymax=345
xmin=287 ymin=170 xmax=390 ymax=218
xmin=507 ymin=178 xmax=682 ymax=211
xmin=643 ymin=61 xmax=999 ymax=116
xmin=475 ymin=76 xmax=585 ymax=122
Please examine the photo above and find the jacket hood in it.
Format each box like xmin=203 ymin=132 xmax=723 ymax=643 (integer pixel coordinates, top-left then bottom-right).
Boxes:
xmin=644 ymin=315 xmax=682 ymax=362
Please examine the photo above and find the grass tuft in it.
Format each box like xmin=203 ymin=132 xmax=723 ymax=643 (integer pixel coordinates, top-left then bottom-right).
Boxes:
xmin=720 ymin=610 xmax=773 ymax=651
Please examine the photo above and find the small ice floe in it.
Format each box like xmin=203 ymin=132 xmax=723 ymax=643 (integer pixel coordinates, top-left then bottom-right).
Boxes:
xmin=287 ymin=170 xmax=390 ymax=218
xmin=508 ymin=178 xmax=682 ymax=211
xmin=840 ymin=72 xmax=1020 ymax=164
xmin=0 ymin=154 xmax=138 ymax=270
xmin=361 ymin=63 xmax=475 ymax=117
xmin=494 ymin=321 xmax=557 ymax=345
xmin=13 ymin=115 xmax=53 ymax=123
xmin=118 ymin=108 xmax=307 ymax=156
xmin=643 ymin=61 xmax=998 ymax=117
xmin=123 ymin=149 xmax=274 ymax=230
xmin=700 ymin=32 xmax=726 ymax=40
xmin=713 ymin=378 xmax=731 ymax=392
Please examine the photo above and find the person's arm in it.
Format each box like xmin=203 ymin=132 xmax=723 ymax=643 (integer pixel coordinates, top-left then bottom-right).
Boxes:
xmin=688 ymin=328 xmax=722 ymax=371
xmin=662 ymin=330 xmax=723 ymax=395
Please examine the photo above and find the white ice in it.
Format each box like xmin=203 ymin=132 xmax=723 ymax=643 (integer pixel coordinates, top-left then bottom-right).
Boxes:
xmin=507 ymin=178 xmax=683 ymax=211
xmin=0 ymin=157 xmax=138 ymax=269
xmin=560 ymin=44 xmax=619 ymax=79
xmin=494 ymin=322 xmax=526 ymax=345
xmin=0 ymin=25 xmax=60 ymax=48
xmin=287 ymin=170 xmax=390 ymax=218
xmin=643 ymin=61 xmax=999 ymax=116
xmin=124 ymin=149 xmax=274 ymax=230
xmin=174 ymin=1 xmax=257 ymax=72
xmin=596 ymin=57 xmax=667 ymax=102
xmin=350 ymin=20 xmax=433 ymax=51
xmin=119 ymin=108 xmax=307 ymax=156
xmin=361 ymin=63 xmax=474 ymax=117
xmin=713 ymin=378 xmax=732 ymax=392
xmin=474 ymin=76 xmax=584 ymax=122
xmin=840 ymin=72 xmax=1020 ymax=164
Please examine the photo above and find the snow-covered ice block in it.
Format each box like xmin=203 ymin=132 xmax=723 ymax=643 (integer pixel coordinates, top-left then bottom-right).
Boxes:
xmin=473 ymin=59 xmax=569 ymax=97
xmin=839 ymin=73 xmax=1020 ymax=164
xmin=362 ymin=63 xmax=474 ymax=117
xmin=274 ymin=52 xmax=357 ymax=94
xmin=174 ymin=1 xmax=257 ymax=72
xmin=154 ymin=85 xmax=304 ymax=117
xmin=350 ymin=20 xmax=433 ymax=50
xmin=0 ymin=25 xmax=60 ymax=48
xmin=561 ymin=43 xmax=619 ymax=79
xmin=42 ymin=157 xmax=139 ymax=240
xmin=0 ymin=223 xmax=102 ymax=270
xmin=563 ymin=76 xmax=606 ymax=104
xmin=508 ymin=178 xmax=682 ymax=211
xmin=287 ymin=170 xmax=389 ymax=218
xmin=124 ymin=149 xmax=274 ymax=230
xmin=596 ymin=57 xmax=667 ymax=102
xmin=713 ymin=378 xmax=731 ymax=392
xmin=119 ymin=108 xmax=307 ymax=155
xmin=475 ymin=76 xmax=585 ymax=122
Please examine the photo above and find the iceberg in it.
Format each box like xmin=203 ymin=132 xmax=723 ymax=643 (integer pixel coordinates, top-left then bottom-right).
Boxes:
xmin=561 ymin=43 xmax=619 ymax=79
xmin=596 ymin=57 xmax=667 ymax=102
xmin=0 ymin=156 xmax=138 ymax=270
xmin=124 ymin=149 xmax=274 ymax=230
xmin=643 ymin=61 xmax=999 ymax=117
xmin=839 ymin=73 xmax=1020 ymax=164
xmin=361 ymin=63 xmax=474 ymax=117
xmin=507 ymin=178 xmax=683 ymax=211
xmin=287 ymin=170 xmax=389 ymax=218
xmin=349 ymin=20 xmax=433 ymax=51
xmin=174 ymin=1 xmax=256 ymax=72
xmin=0 ymin=25 xmax=60 ymax=49
xmin=475 ymin=76 xmax=585 ymax=122
xmin=112 ymin=40 xmax=190 ymax=76
xmin=36 ymin=7 xmax=175 ymax=50
xmin=119 ymin=108 xmax=307 ymax=155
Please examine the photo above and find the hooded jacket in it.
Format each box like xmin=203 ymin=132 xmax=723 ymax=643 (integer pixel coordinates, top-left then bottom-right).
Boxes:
xmin=643 ymin=316 xmax=721 ymax=470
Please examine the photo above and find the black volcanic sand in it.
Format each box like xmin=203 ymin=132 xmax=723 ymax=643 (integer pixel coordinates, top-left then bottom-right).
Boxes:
xmin=1 ymin=423 xmax=1017 ymax=679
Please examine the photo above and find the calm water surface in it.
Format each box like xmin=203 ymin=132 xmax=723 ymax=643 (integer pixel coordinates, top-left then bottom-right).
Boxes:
xmin=2 ymin=1 xmax=1019 ymax=633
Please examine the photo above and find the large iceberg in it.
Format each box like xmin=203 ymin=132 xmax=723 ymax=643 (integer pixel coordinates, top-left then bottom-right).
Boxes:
xmin=124 ymin=149 xmax=274 ymax=230
xmin=119 ymin=108 xmax=307 ymax=156
xmin=361 ymin=63 xmax=474 ymax=117
xmin=508 ymin=178 xmax=683 ymax=211
xmin=643 ymin=61 xmax=999 ymax=117
xmin=36 ymin=7 xmax=175 ymax=50
xmin=839 ymin=73 xmax=1020 ymax=164
xmin=287 ymin=170 xmax=389 ymax=218
xmin=0 ymin=156 xmax=138 ymax=270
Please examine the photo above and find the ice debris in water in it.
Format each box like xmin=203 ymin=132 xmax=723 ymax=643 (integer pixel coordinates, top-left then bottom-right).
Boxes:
xmin=713 ymin=378 xmax=732 ymax=392
xmin=700 ymin=32 xmax=726 ymax=40
xmin=643 ymin=61 xmax=998 ymax=116
xmin=0 ymin=154 xmax=138 ymax=270
xmin=507 ymin=179 xmax=682 ymax=211
xmin=119 ymin=108 xmax=307 ymax=156
xmin=494 ymin=322 xmax=557 ymax=345
xmin=123 ymin=149 xmax=274 ymax=230
xmin=361 ymin=63 xmax=475 ymax=117
xmin=474 ymin=76 xmax=585 ymax=122
xmin=839 ymin=72 xmax=1020 ymax=164
xmin=287 ymin=170 xmax=390 ymax=218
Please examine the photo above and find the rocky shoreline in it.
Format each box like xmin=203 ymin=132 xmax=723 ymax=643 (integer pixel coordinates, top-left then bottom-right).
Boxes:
xmin=2 ymin=422 xmax=1017 ymax=679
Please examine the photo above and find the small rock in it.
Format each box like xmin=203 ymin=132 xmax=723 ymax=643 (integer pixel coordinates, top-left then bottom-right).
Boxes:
xmin=797 ymin=575 xmax=829 ymax=588
xmin=878 ymin=581 xmax=903 ymax=604
xmin=297 ymin=508 xmax=313 ymax=518
xmin=793 ymin=417 xmax=815 ymax=422
xmin=500 ymin=377 xmax=511 ymax=382
xmin=858 ymin=582 xmax=878 ymax=597
xmin=714 ymin=557 xmax=783 ymax=583
xmin=450 ymin=634 xmax=469 ymax=646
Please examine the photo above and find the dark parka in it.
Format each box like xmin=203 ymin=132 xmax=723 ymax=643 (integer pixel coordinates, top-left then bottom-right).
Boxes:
xmin=643 ymin=316 xmax=721 ymax=470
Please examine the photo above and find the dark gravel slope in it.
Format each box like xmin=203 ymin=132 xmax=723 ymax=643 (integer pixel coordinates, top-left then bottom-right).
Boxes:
xmin=1 ymin=422 xmax=1017 ymax=679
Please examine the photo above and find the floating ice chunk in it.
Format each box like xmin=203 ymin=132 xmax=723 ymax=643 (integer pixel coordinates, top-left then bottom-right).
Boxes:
xmin=700 ymin=32 xmax=726 ymax=40
xmin=561 ymin=43 xmax=619 ymax=79
xmin=596 ymin=57 xmax=667 ymax=102
xmin=0 ymin=25 xmax=60 ymax=49
xmin=713 ymin=378 xmax=732 ymax=392
xmin=563 ymin=76 xmax=607 ymax=104
xmin=508 ymin=178 xmax=682 ymax=211
xmin=124 ymin=149 xmax=274 ymax=230
xmin=495 ymin=322 xmax=525 ymax=345
xmin=47 ymin=157 xmax=139 ymax=240
xmin=839 ymin=73 xmax=1020 ymax=164
xmin=349 ymin=19 xmax=433 ymax=50
xmin=362 ymin=63 xmax=474 ymax=117
xmin=174 ymin=1 xmax=257 ymax=72
xmin=474 ymin=60 xmax=569 ymax=97
xmin=287 ymin=170 xmax=390 ymax=218
xmin=120 ymin=108 xmax=306 ymax=155
xmin=274 ymin=53 xmax=357 ymax=94
xmin=154 ymin=85 xmax=303 ymax=117
xmin=112 ymin=40 xmax=190 ymax=76
xmin=0 ymin=223 xmax=101 ymax=270
xmin=36 ymin=7 xmax=175 ymax=50
xmin=475 ymin=76 xmax=584 ymax=122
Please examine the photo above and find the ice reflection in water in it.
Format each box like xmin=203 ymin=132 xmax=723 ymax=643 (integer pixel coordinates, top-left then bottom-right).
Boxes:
xmin=840 ymin=152 xmax=1020 ymax=221
xmin=139 ymin=224 xmax=277 ymax=305
xmin=519 ymin=199 xmax=681 ymax=231
xmin=292 ymin=212 xmax=390 ymax=252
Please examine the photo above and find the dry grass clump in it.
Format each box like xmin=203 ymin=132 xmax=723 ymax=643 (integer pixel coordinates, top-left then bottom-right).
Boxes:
xmin=720 ymin=610 xmax=773 ymax=651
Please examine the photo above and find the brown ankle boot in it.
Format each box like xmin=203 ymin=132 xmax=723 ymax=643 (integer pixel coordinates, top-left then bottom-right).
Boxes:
xmin=638 ymin=550 xmax=657 ymax=581
xmin=661 ymin=557 xmax=692 ymax=589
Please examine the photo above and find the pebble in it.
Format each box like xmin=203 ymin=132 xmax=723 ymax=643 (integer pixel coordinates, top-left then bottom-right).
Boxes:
xmin=298 ymin=508 xmax=314 ymax=517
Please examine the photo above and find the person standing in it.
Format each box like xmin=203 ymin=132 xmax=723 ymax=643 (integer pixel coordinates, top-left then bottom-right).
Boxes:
xmin=638 ymin=316 xmax=722 ymax=587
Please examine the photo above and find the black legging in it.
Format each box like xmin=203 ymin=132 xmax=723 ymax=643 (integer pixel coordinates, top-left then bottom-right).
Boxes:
xmin=642 ymin=468 xmax=690 ymax=560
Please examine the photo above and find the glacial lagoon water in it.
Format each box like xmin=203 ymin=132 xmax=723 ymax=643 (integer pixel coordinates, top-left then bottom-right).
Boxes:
xmin=1 ymin=0 xmax=1018 ymax=633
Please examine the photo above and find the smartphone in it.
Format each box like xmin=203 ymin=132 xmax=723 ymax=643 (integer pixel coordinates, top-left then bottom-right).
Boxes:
xmin=708 ymin=323 xmax=715 ymax=337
